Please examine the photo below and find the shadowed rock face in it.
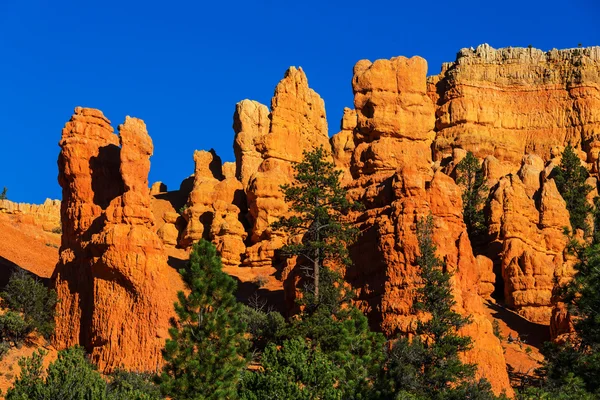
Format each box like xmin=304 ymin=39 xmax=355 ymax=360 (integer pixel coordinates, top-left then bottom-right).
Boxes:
xmin=53 ymin=108 xmax=174 ymax=373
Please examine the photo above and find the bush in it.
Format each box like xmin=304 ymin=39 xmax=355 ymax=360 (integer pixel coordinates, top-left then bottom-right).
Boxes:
xmin=51 ymin=226 xmax=62 ymax=234
xmin=6 ymin=347 xmax=107 ymax=399
xmin=252 ymin=274 xmax=269 ymax=288
xmin=0 ymin=270 xmax=57 ymax=339
xmin=240 ymin=302 xmax=286 ymax=353
xmin=0 ymin=312 xmax=28 ymax=347
xmin=0 ymin=341 xmax=10 ymax=361
xmin=5 ymin=347 xmax=165 ymax=400
xmin=240 ymin=338 xmax=342 ymax=400
xmin=107 ymin=369 xmax=163 ymax=400
xmin=493 ymin=320 xmax=503 ymax=341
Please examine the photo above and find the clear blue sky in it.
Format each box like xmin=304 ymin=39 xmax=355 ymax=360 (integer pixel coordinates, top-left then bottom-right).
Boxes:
xmin=1 ymin=0 xmax=598 ymax=203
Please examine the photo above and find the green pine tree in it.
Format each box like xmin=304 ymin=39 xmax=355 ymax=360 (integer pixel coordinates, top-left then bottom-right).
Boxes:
xmin=240 ymin=146 xmax=385 ymax=399
xmin=553 ymin=144 xmax=594 ymax=234
xmin=532 ymin=241 xmax=600 ymax=397
xmin=272 ymin=145 xmax=360 ymax=306
xmin=0 ymin=187 xmax=7 ymax=200
xmin=160 ymin=239 xmax=249 ymax=400
xmin=239 ymin=338 xmax=343 ymax=400
xmin=381 ymin=214 xmax=498 ymax=399
xmin=455 ymin=152 xmax=487 ymax=240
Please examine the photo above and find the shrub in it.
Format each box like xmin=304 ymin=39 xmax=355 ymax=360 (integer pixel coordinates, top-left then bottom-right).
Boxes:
xmin=0 ymin=341 xmax=10 ymax=361
xmin=51 ymin=226 xmax=62 ymax=234
xmin=6 ymin=347 xmax=165 ymax=400
xmin=0 ymin=270 xmax=57 ymax=339
xmin=493 ymin=320 xmax=503 ymax=341
xmin=6 ymin=347 xmax=107 ymax=399
xmin=107 ymin=369 xmax=163 ymax=400
xmin=0 ymin=312 xmax=28 ymax=347
xmin=252 ymin=274 xmax=269 ymax=288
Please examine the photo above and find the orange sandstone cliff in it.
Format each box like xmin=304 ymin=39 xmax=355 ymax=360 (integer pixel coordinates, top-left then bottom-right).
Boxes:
xmin=52 ymin=108 xmax=179 ymax=373
xmin=2 ymin=44 xmax=598 ymax=395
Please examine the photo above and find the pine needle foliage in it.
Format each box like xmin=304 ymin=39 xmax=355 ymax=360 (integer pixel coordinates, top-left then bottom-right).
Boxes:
xmin=553 ymin=144 xmax=594 ymax=234
xmin=380 ymin=214 xmax=499 ymax=399
xmin=272 ymin=145 xmax=360 ymax=305
xmin=455 ymin=152 xmax=487 ymax=240
xmin=160 ymin=239 xmax=249 ymax=400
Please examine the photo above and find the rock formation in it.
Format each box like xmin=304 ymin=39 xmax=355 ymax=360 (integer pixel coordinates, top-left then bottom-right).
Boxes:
xmin=0 ymin=198 xmax=60 ymax=232
xmin=52 ymin=108 xmax=176 ymax=373
xmin=429 ymin=44 xmax=600 ymax=173
xmin=330 ymin=56 xmax=512 ymax=394
xmin=232 ymin=67 xmax=330 ymax=268
xmin=179 ymin=150 xmax=247 ymax=267
xmin=40 ymin=45 xmax=600 ymax=395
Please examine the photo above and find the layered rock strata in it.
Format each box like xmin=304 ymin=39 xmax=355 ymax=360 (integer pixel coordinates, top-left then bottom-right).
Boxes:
xmin=0 ymin=199 xmax=60 ymax=231
xmin=429 ymin=44 xmax=600 ymax=173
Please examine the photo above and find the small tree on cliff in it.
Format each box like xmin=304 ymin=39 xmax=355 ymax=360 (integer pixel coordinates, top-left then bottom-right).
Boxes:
xmin=241 ymin=146 xmax=385 ymax=398
xmin=0 ymin=187 xmax=7 ymax=200
xmin=272 ymin=145 xmax=360 ymax=307
xmin=528 ymin=241 xmax=600 ymax=397
xmin=380 ymin=214 xmax=497 ymax=399
xmin=160 ymin=239 xmax=249 ymax=400
xmin=456 ymin=152 xmax=487 ymax=240
xmin=553 ymin=144 xmax=594 ymax=234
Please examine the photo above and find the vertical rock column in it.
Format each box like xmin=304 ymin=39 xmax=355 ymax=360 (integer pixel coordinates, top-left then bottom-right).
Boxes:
xmin=53 ymin=108 xmax=174 ymax=373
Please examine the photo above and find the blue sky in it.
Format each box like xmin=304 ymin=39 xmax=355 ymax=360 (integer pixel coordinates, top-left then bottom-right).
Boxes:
xmin=0 ymin=0 xmax=598 ymax=203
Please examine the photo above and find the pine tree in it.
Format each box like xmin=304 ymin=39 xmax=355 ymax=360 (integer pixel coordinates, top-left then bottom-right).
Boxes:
xmin=160 ymin=240 xmax=249 ymax=400
xmin=534 ymin=241 xmax=600 ymax=397
xmin=553 ymin=144 xmax=594 ymax=234
xmin=0 ymin=187 xmax=7 ymax=200
xmin=239 ymin=338 xmax=343 ymax=400
xmin=455 ymin=152 xmax=487 ymax=240
xmin=240 ymin=146 xmax=385 ymax=399
xmin=272 ymin=145 xmax=359 ymax=305
xmin=381 ymin=214 xmax=498 ymax=399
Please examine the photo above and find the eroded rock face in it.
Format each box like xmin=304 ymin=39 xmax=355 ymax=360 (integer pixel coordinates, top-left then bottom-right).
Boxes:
xmin=53 ymin=108 xmax=175 ymax=373
xmin=0 ymin=198 xmax=60 ymax=232
xmin=337 ymin=57 xmax=512 ymax=395
xmin=485 ymin=157 xmax=571 ymax=323
xmin=351 ymin=56 xmax=435 ymax=177
xmin=179 ymin=150 xmax=247 ymax=267
xmin=430 ymin=44 xmax=600 ymax=172
xmin=234 ymin=67 xmax=330 ymax=268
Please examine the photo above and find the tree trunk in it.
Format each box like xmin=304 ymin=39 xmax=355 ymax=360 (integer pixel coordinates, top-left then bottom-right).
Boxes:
xmin=314 ymin=247 xmax=319 ymax=299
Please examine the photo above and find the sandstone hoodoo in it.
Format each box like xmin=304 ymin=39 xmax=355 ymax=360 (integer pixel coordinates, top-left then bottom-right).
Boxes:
xmin=53 ymin=108 xmax=176 ymax=373
xmin=2 ymin=44 xmax=596 ymax=397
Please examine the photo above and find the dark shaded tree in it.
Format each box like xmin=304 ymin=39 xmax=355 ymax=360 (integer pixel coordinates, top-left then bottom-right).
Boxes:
xmin=553 ymin=144 xmax=594 ymax=234
xmin=0 ymin=187 xmax=7 ymax=200
xmin=160 ymin=239 xmax=249 ymax=400
xmin=530 ymin=240 xmax=600 ymax=397
xmin=455 ymin=152 xmax=487 ymax=240
xmin=0 ymin=269 xmax=57 ymax=339
xmin=379 ymin=214 xmax=500 ymax=399
xmin=272 ymin=145 xmax=360 ymax=303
